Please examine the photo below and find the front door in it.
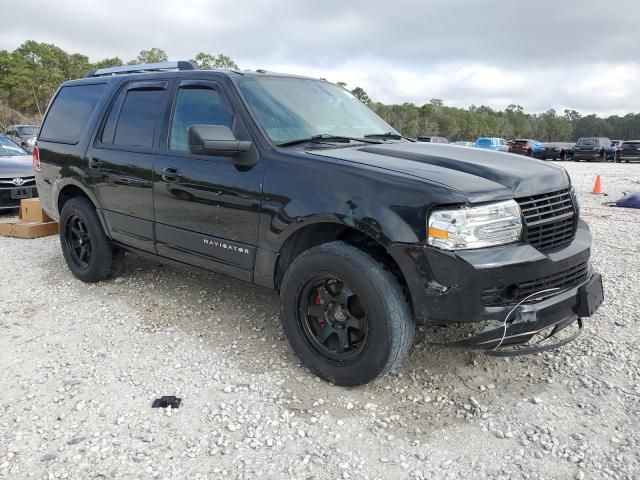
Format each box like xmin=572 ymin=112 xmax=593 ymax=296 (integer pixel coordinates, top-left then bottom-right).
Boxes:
xmin=87 ymin=79 xmax=171 ymax=252
xmin=153 ymin=79 xmax=262 ymax=281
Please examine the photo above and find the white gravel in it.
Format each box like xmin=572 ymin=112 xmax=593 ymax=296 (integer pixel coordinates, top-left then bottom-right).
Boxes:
xmin=1 ymin=161 xmax=639 ymax=479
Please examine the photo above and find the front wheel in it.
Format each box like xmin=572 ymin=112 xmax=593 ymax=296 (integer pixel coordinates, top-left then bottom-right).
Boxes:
xmin=59 ymin=197 xmax=117 ymax=282
xmin=280 ymin=241 xmax=414 ymax=386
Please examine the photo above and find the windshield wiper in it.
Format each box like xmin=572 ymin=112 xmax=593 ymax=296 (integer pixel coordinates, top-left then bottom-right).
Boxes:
xmin=364 ymin=132 xmax=414 ymax=141
xmin=277 ymin=134 xmax=382 ymax=147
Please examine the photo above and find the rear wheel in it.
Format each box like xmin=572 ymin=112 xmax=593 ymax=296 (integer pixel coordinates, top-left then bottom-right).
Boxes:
xmin=59 ymin=197 xmax=116 ymax=282
xmin=280 ymin=241 xmax=414 ymax=386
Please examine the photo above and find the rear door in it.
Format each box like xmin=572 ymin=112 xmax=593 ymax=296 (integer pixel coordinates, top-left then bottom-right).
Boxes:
xmin=86 ymin=79 xmax=171 ymax=252
xmin=152 ymin=78 xmax=262 ymax=281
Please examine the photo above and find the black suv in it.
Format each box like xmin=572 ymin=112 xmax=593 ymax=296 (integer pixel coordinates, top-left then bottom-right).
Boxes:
xmin=573 ymin=137 xmax=611 ymax=161
xmin=34 ymin=62 xmax=604 ymax=386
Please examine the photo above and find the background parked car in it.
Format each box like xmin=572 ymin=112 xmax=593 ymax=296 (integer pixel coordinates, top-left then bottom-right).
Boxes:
xmin=508 ymin=138 xmax=545 ymax=158
xmin=542 ymin=142 xmax=574 ymax=161
xmin=474 ymin=137 xmax=508 ymax=151
xmin=608 ymin=139 xmax=623 ymax=160
xmin=573 ymin=137 xmax=611 ymax=162
xmin=417 ymin=136 xmax=449 ymax=143
xmin=5 ymin=124 xmax=39 ymax=152
xmin=0 ymin=135 xmax=38 ymax=211
xmin=617 ymin=140 xmax=640 ymax=163
xmin=452 ymin=141 xmax=475 ymax=147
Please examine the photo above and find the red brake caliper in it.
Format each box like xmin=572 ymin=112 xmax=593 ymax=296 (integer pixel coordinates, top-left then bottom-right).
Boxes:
xmin=314 ymin=292 xmax=325 ymax=326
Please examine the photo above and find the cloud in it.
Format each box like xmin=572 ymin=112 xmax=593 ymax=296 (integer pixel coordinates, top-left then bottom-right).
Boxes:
xmin=1 ymin=0 xmax=638 ymax=115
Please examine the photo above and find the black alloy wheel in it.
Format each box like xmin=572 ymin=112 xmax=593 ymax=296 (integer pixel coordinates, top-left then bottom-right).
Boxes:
xmin=299 ymin=276 xmax=369 ymax=363
xmin=59 ymin=196 xmax=118 ymax=282
xmin=279 ymin=241 xmax=415 ymax=386
xmin=65 ymin=214 xmax=92 ymax=268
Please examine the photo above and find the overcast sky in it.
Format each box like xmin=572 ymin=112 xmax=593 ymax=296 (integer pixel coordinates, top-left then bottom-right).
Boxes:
xmin=2 ymin=0 xmax=638 ymax=116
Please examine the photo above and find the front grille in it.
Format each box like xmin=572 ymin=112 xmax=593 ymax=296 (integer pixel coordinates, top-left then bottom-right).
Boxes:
xmin=482 ymin=261 xmax=590 ymax=306
xmin=0 ymin=176 xmax=36 ymax=187
xmin=516 ymin=188 xmax=577 ymax=252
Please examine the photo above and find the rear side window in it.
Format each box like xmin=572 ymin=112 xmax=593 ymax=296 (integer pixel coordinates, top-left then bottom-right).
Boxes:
xmin=100 ymin=82 xmax=168 ymax=149
xmin=40 ymin=84 xmax=106 ymax=144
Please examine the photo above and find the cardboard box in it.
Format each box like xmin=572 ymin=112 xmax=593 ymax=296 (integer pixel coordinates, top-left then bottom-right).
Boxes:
xmin=19 ymin=198 xmax=53 ymax=223
xmin=0 ymin=220 xmax=59 ymax=239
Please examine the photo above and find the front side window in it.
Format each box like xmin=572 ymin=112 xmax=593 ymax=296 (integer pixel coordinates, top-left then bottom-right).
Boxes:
xmin=237 ymin=76 xmax=396 ymax=145
xmin=170 ymin=87 xmax=233 ymax=151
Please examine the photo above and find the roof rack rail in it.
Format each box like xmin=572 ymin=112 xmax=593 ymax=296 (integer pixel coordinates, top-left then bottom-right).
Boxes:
xmin=86 ymin=61 xmax=198 ymax=78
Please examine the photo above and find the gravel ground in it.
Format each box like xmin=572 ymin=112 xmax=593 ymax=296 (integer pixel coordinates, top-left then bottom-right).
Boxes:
xmin=1 ymin=161 xmax=639 ymax=480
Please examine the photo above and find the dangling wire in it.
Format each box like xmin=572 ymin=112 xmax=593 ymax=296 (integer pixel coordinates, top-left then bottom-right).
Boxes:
xmin=494 ymin=288 xmax=560 ymax=351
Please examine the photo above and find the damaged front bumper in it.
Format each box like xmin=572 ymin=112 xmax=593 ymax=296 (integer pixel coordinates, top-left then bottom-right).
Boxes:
xmin=390 ymin=219 xmax=604 ymax=355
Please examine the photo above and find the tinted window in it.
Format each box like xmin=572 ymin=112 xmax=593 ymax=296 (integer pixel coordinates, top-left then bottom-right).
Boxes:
xmin=476 ymin=138 xmax=492 ymax=146
xmin=578 ymin=138 xmax=597 ymax=146
xmin=170 ymin=87 xmax=233 ymax=151
xmin=40 ymin=84 xmax=106 ymax=144
xmin=17 ymin=126 xmax=38 ymax=136
xmin=112 ymin=89 xmax=167 ymax=148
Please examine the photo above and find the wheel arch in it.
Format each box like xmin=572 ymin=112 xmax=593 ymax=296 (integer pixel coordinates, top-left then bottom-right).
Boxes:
xmin=55 ymin=180 xmax=111 ymax=238
xmin=272 ymin=220 xmax=413 ymax=314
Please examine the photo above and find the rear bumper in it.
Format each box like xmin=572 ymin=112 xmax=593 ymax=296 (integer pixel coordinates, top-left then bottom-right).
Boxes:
xmin=390 ymin=218 xmax=600 ymax=322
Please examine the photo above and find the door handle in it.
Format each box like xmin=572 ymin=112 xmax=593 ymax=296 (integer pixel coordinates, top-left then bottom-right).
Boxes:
xmin=88 ymin=157 xmax=102 ymax=170
xmin=162 ymin=166 xmax=182 ymax=183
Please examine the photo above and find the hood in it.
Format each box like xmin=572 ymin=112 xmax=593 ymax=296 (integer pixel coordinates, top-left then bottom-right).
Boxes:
xmin=0 ymin=155 xmax=35 ymax=178
xmin=309 ymin=142 xmax=570 ymax=203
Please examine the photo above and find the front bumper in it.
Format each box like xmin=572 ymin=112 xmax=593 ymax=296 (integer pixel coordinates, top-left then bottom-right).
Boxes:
xmin=389 ymin=219 xmax=603 ymax=351
xmin=0 ymin=186 xmax=38 ymax=210
xmin=573 ymin=150 xmax=602 ymax=160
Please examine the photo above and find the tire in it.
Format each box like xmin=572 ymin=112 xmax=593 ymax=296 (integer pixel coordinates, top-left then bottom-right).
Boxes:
xmin=59 ymin=197 xmax=115 ymax=282
xmin=279 ymin=241 xmax=414 ymax=386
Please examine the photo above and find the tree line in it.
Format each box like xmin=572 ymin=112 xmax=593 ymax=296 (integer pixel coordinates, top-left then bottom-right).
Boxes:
xmin=2 ymin=40 xmax=639 ymax=141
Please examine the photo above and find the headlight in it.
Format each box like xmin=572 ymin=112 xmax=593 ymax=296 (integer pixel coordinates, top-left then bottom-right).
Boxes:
xmin=427 ymin=200 xmax=523 ymax=250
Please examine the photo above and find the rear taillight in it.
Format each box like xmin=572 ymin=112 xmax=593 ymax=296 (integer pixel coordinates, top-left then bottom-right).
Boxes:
xmin=32 ymin=146 xmax=40 ymax=171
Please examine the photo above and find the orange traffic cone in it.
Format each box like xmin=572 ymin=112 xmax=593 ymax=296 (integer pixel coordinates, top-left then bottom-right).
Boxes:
xmin=592 ymin=175 xmax=603 ymax=195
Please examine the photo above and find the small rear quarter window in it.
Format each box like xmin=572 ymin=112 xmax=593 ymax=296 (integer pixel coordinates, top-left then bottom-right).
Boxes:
xmin=39 ymin=84 xmax=106 ymax=144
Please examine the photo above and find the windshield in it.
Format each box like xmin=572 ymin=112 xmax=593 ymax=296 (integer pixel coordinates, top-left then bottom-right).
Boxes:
xmin=17 ymin=126 xmax=38 ymax=136
xmin=0 ymin=136 xmax=28 ymax=156
xmin=236 ymin=76 xmax=397 ymax=145
xmin=577 ymin=138 xmax=597 ymax=146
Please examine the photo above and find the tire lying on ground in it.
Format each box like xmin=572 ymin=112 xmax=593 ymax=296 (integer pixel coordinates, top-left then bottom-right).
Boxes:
xmin=279 ymin=241 xmax=415 ymax=387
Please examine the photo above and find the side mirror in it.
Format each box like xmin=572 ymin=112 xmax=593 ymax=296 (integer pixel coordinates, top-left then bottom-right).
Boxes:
xmin=188 ymin=125 xmax=253 ymax=159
